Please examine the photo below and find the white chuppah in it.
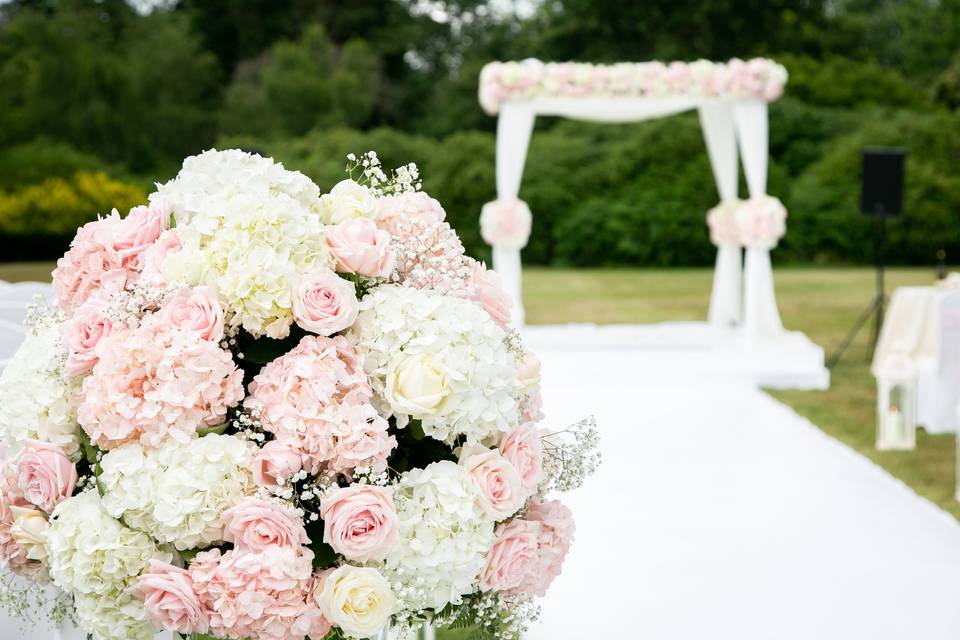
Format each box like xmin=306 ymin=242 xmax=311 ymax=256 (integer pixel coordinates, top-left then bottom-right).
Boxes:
xmin=479 ymin=59 xmax=828 ymax=389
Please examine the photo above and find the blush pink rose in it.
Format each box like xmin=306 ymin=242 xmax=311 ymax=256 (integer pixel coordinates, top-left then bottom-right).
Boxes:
xmin=326 ymin=218 xmax=395 ymax=278
xmin=518 ymin=499 xmax=575 ymax=597
xmin=14 ymin=440 xmax=77 ymax=513
xmin=467 ymin=259 xmax=512 ymax=327
xmin=253 ymin=439 xmax=303 ymax=489
xmin=133 ymin=560 xmax=209 ymax=635
xmin=52 ymin=213 xmax=127 ymax=313
xmin=319 ymin=485 xmax=399 ymax=562
xmin=113 ymin=200 xmax=171 ymax=270
xmin=157 ymin=286 xmax=224 ymax=342
xmin=292 ymin=271 xmax=359 ymax=336
xmin=459 ymin=445 xmax=525 ymax=520
xmin=499 ymin=423 xmax=543 ymax=494
xmin=479 ymin=519 xmax=541 ymax=592
xmin=221 ymin=498 xmax=309 ymax=552
xmin=61 ymin=294 xmax=113 ymax=375
xmin=0 ymin=463 xmax=48 ymax=582
xmin=139 ymin=228 xmax=183 ymax=286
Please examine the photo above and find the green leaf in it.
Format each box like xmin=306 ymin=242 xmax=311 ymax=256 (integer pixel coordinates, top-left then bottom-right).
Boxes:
xmin=197 ymin=423 xmax=228 ymax=437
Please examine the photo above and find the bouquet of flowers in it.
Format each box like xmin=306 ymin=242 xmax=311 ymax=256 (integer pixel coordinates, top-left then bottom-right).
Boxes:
xmin=0 ymin=149 xmax=599 ymax=640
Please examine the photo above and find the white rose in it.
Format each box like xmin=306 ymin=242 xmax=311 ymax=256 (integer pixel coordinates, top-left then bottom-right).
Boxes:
xmin=10 ymin=506 xmax=49 ymax=562
xmin=516 ymin=351 xmax=541 ymax=395
xmin=316 ymin=565 xmax=395 ymax=639
xmin=386 ymin=353 xmax=449 ymax=416
xmin=319 ymin=179 xmax=377 ymax=225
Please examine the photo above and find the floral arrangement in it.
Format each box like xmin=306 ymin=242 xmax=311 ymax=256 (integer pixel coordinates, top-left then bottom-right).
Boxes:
xmin=0 ymin=149 xmax=599 ymax=640
xmin=705 ymin=199 xmax=743 ymax=248
xmin=480 ymin=198 xmax=533 ymax=250
xmin=734 ymin=195 xmax=788 ymax=249
xmin=480 ymin=58 xmax=788 ymax=114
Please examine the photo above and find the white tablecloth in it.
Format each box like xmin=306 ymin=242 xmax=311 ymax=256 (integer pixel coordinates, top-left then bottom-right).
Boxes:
xmin=872 ymin=286 xmax=960 ymax=433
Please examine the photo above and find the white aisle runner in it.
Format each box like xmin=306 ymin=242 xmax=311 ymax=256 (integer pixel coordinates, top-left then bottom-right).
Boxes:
xmin=527 ymin=346 xmax=960 ymax=640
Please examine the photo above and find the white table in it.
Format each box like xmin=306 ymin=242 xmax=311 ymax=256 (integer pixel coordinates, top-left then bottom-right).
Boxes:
xmin=872 ymin=285 xmax=960 ymax=434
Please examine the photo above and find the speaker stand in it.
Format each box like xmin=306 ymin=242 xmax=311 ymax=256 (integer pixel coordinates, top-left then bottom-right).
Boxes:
xmin=827 ymin=218 xmax=886 ymax=368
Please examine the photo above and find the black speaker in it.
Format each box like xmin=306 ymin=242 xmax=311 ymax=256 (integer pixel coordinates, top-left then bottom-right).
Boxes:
xmin=861 ymin=148 xmax=905 ymax=217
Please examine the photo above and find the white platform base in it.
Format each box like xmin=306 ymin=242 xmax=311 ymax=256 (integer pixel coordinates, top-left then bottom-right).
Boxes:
xmin=521 ymin=322 xmax=830 ymax=390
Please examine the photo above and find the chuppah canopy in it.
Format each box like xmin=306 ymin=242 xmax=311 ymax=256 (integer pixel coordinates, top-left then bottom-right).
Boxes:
xmin=478 ymin=58 xmax=789 ymax=340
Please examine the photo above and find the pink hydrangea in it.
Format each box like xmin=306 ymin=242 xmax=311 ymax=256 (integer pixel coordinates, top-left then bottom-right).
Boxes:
xmin=52 ymin=202 xmax=170 ymax=313
xmin=52 ymin=213 xmax=128 ymax=313
xmin=245 ymin=336 xmax=396 ymax=477
xmin=375 ymin=191 xmax=446 ymax=236
xmin=735 ymin=195 xmax=787 ymax=249
xmin=78 ymin=319 xmax=244 ymax=450
xmin=390 ymin=220 xmax=470 ymax=295
xmin=0 ymin=463 xmax=48 ymax=582
xmin=189 ymin=545 xmax=323 ymax=640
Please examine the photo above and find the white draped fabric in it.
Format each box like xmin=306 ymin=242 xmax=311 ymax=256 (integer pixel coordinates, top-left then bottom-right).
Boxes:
xmin=489 ymin=96 xmax=784 ymax=334
xmin=699 ymin=104 xmax=742 ymax=327
xmin=732 ymin=101 xmax=784 ymax=340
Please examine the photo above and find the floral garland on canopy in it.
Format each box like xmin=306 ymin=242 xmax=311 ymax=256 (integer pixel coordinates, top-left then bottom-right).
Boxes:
xmin=707 ymin=196 xmax=788 ymax=250
xmin=0 ymin=149 xmax=601 ymax=640
xmin=479 ymin=58 xmax=788 ymax=114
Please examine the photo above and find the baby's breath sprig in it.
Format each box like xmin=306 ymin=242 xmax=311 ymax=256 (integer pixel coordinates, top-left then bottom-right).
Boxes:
xmin=345 ymin=151 xmax=422 ymax=197
xmin=0 ymin=574 xmax=75 ymax=628
xmin=23 ymin=294 xmax=62 ymax=335
xmin=540 ymin=415 xmax=601 ymax=493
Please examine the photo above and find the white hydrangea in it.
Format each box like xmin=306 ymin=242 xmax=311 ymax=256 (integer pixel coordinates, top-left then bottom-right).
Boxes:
xmin=47 ymin=491 xmax=168 ymax=597
xmin=0 ymin=325 xmax=81 ymax=460
xmin=99 ymin=433 xmax=255 ymax=550
xmin=151 ymin=149 xmax=333 ymax=338
xmin=384 ymin=461 xmax=495 ymax=611
xmin=349 ymin=285 xmax=520 ymax=445
xmin=73 ymin=589 xmax=157 ymax=640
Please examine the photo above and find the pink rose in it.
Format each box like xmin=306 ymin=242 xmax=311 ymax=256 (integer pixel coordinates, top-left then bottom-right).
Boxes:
xmin=319 ymin=485 xmax=398 ymax=562
xmin=221 ymin=498 xmax=309 ymax=552
xmin=253 ymin=439 xmax=303 ymax=489
xmin=61 ymin=294 xmax=113 ymax=375
xmin=519 ymin=499 xmax=575 ymax=596
xmin=292 ymin=271 xmax=359 ymax=336
xmin=14 ymin=440 xmax=77 ymax=513
xmin=499 ymin=424 xmax=543 ymax=494
xmin=139 ymin=228 xmax=183 ymax=286
xmin=113 ymin=200 xmax=170 ymax=270
xmin=0 ymin=464 xmax=48 ymax=582
xmin=326 ymin=218 xmax=395 ymax=278
xmin=480 ymin=519 xmax=541 ymax=592
xmin=52 ymin=213 xmax=127 ymax=312
xmin=133 ymin=560 xmax=209 ymax=635
xmin=157 ymin=286 xmax=224 ymax=342
xmin=467 ymin=260 xmax=512 ymax=327
xmin=459 ymin=445 xmax=525 ymax=520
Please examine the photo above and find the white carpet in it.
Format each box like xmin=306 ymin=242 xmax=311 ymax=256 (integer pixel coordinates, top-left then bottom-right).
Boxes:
xmin=527 ymin=344 xmax=960 ymax=640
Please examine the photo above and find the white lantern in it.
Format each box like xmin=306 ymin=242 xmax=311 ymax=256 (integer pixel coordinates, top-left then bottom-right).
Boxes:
xmin=874 ymin=347 xmax=917 ymax=451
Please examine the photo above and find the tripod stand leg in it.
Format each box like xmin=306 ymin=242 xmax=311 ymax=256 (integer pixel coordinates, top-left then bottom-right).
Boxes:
xmin=827 ymin=295 xmax=882 ymax=368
